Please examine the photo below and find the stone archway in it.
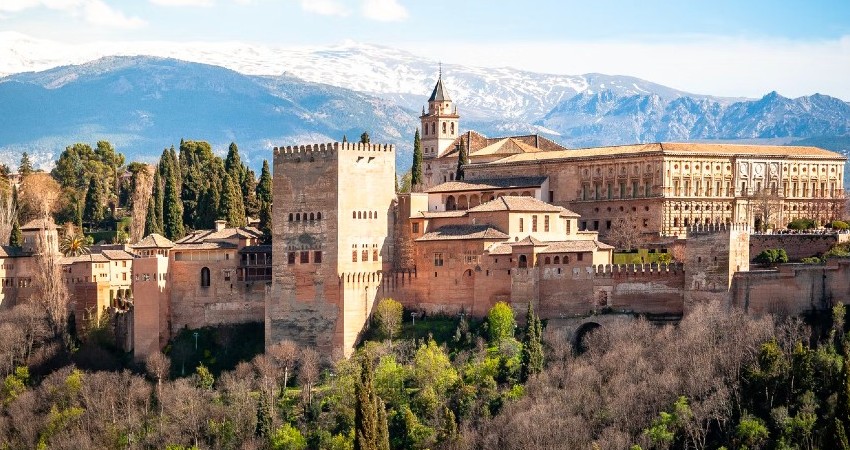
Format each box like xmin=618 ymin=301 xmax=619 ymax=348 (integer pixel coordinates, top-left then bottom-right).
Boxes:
xmin=572 ymin=321 xmax=601 ymax=353
xmin=446 ymin=195 xmax=457 ymax=211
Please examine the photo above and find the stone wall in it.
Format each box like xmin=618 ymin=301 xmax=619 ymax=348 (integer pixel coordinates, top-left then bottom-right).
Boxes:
xmin=750 ymin=233 xmax=843 ymax=262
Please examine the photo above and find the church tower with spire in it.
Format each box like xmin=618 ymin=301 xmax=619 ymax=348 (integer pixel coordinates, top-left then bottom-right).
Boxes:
xmin=420 ymin=68 xmax=459 ymax=159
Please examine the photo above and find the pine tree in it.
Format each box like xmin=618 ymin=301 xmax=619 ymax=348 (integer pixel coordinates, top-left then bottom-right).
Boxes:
xmin=18 ymin=152 xmax=33 ymax=177
xmin=258 ymin=200 xmax=272 ymax=244
xmin=242 ymin=168 xmax=259 ymax=219
xmin=360 ymin=132 xmax=370 ymax=144
xmin=220 ymin=172 xmax=245 ymax=228
xmin=9 ymin=219 xmax=22 ymax=248
xmin=411 ymin=128 xmax=423 ymax=189
xmin=354 ymin=354 xmax=390 ymax=450
xmin=83 ymin=176 xmax=104 ymax=229
xmin=455 ymin=138 xmax=467 ymax=181
xmin=224 ymin=142 xmax=244 ymax=182
xmin=520 ymin=302 xmax=544 ymax=382
xmin=256 ymin=160 xmax=273 ymax=205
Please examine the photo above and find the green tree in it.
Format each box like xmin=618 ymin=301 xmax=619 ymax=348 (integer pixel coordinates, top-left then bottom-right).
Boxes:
xmin=737 ymin=413 xmax=769 ymax=449
xmin=411 ymin=129 xmax=422 ymax=188
xmin=360 ymin=132 xmax=371 ymax=144
xmin=220 ymin=172 xmax=246 ymax=227
xmin=18 ymin=152 xmax=33 ymax=176
xmin=82 ymin=176 xmax=105 ymax=228
xmin=242 ymin=167 xmax=259 ymax=219
xmin=195 ymin=364 xmax=214 ymax=390
xmin=162 ymin=156 xmax=185 ymax=240
xmin=455 ymin=138 xmax=467 ymax=181
xmin=148 ymin=166 xmax=165 ymax=235
xmin=224 ymin=142 xmax=244 ymax=182
xmin=354 ymin=354 xmax=390 ymax=450
xmin=257 ymin=160 xmax=273 ymax=205
xmin=487 ymin=301 xmax=516 ymax=344
xmin=256 ymin=393 xmax=273 ymax=439
xmin=520 ymin=303 xmax=544 ymax=382
xmin=9 ymin=219 xmax=22 ymax=248
xmin=258 ymin=200 xmax=272 ymax=244
xmin=270 ymin=423 xmax=307 ymax=450
xmin=373 ymin=298 xmax=403 ymax=343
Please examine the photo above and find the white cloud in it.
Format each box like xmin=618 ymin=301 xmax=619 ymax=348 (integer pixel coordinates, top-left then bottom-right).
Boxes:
xmin=361 ymin=0 xmax=407 ymax=22
xmin=0 ymin=0 xmax=146 ymax=28
xmin=296 ymin=0 xmax=348 ymax=16
xmin=149 ymin=0 xmax=214 ymax=6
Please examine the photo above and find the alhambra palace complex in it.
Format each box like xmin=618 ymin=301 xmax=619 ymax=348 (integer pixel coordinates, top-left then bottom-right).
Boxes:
xmin=3 ymin=76 xmax=850 ymax=359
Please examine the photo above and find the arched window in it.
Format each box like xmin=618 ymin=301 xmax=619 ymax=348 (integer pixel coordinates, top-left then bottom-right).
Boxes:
xmin=295 ymin=213 xmax=300 ymax=221
xmin=317 ymin=212 xmax=322 ymax=220
xmin=374 ymin=211 xmax=377 ymax=218
xmin=450 ymin=123 xmax=455 ymax=135
xmin=544 ymin=256 xmax=551 ymax=265
xmin=518 ymin=255 xmax=528 ymax=268
xmin=288 ymin=213 xmax=293 ymax=222
xmin=310 ymin=213 xmax=315 ymax=221
xmin=368 ymin=211 xmax=373 ymax=219
xmin=442 ymin=122 xmax=446 ymax=134
xmin=554 ymin=256 xmax=560 ymax=264
xmin=357 ymin=211 xmax=362 ymax=219
xmin=564 ymin=256 xmax=570 ymax=264
xmin=431 ymin=123 xmax=436 ymax=135
xmin=353 ymin=211 xmax=357 ymax=219
xmin=200 ymin=267 xmax=210 ymax=287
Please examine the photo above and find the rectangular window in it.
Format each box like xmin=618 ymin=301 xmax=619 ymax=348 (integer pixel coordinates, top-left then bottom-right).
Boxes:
xmin=645 ymin=183 xmax=651 ymax=197
xmin=577 ymin=253 xmax=584 ymax=261
xmin=412 ymin=223 xmax=419 ymax=233
xmin=620 ymin=182 xmax=626 ymax=198
xmin=582 ymin=185 xmax=588 ymax=201
xmin=632 ymin=181 xmax=639 ymax=198
xmin=607 ymin=183 xmax=612 ymax=200
xmin=544 ymin=215 xmax=550 ymax=232
xmin=593 ymin=220 xmax=599 ymax=231
xmin=352 ymin=251 xmax=358 ymax=262
xmin=674 ymin=180 xmax=680 ymax=196
xmin=549 ymin=190 xmax=554 ymax=202
xmin=288 ymin=252 xmax=296 ymax=264
xmin=434 ymin=253 xmax=444 ymax=267
xmin=373 ymin=250 xmax=378 ymax=261
xmin=314 ymin=251 xmax=322 ymax=264
xmin=595 ymin=183 xmax=600 ymax=199
xmin=300 ymin=251 xmax=309 ymax=264
xmin=362 ymin=250 xmax=368 ymax=262
xmin=532 ymin=215 xmax=538 ymax=232
xmin=519 ymin=217 xmax=524 ymax=232
xmin=606 ymin=220 xmax=612 ymax=230
xmin=122 ymin=273 xmax=126 ymax=281
xmin=684 ymin=180 xmax=690 ymax=197
xmin=565 ymin=219 xmax=571 ymax=234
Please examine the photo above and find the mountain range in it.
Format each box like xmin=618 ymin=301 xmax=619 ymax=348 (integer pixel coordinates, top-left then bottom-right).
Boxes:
xmin=1 ymin=31 xmax=849 ymax=173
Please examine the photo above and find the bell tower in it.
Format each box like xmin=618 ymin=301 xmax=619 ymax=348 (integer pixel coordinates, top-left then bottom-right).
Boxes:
xmin=420 ymin=67 xmax=459 ymax=159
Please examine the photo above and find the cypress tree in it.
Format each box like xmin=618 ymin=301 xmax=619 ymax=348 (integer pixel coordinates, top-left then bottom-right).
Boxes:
xmin=411 ymin=128 xmax=423 ymax=189
xmin=256 ymin=160 xmax=272 ymax=205
xmin=360 ymin=132 xmax=370 ymax=144
xmin=256 ymin=393 xmax=272 ymax=439
xmin=9 ymin=219 xmax=22 ymax=248
xmin=197 ymin=185 xmax=221 ymax=230
xmin=455 ymin=138 xmax=467 ymax=181
xmin=220 ymin=172 xmax=245 ymax=228
xmin=83 ymin=176 xmax=104 ymax=229
xmin=242 ymin=168 xmax=259 ymax=219
xmin=149 ymin=169 xmax=164 ymax=236
xmin=354 ymin=354 xmax=390 ymax=450
xmin=163 ymin=165 xmax=184 ymax=240
xmin=258 ymin=200 xmax=272 ymax=244
xmin=520 ymin=302 xmax=544 ymax=382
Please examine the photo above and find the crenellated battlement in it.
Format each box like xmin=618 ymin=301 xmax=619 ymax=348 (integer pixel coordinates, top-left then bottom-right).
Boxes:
xmin=686 ymin=222 xmax=751 ymax=235
xmin=273 ymin=142 xmax=395 ymax=159
xmin=592 ymin=262 xmax=685 ymax=278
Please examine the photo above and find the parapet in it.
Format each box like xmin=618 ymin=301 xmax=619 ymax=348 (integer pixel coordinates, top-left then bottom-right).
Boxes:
xmin=592 ymin=262 xmax=684 ymax=278
xmin=686 ymin=222 xmax=751 ymax=235
xmin=273 ymin=142 xmax=395 ymax=159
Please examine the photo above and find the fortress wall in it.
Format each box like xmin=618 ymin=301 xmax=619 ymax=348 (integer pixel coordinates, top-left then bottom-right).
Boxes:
xmin=732 ymin=265 xmax=834 ymax=315
xmin=750 ymin=233 xmax=840 ymax=262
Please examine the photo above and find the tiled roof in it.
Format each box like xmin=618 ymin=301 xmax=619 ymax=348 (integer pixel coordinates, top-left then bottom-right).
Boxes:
xmin=177 ymin=227 xmax=263 ymax=244
xmin=173 ymin=242 xmax=238 ymax=250
xmin=469 ymin=138 xmax=544 ymax=157
xmin=486 ymin=142 xmax=844 ymax=165
xmin=61 ymin=254 xmax=109 ymax=264
xmin=487 ymin=243 xmax=514 ymax=255
xmin=239 ymin=245 xmax=272 ymax=253
xmin=413 ymin=210 xmax=469 ymax=219
xmin=428 ymin=76 xmax=451 ymax=102
xmin=102 ymin=249 xmax=134 ymax=260
xmin=425 ymin=176 xmax=548 ymax=193
xmin=438 ymin=131 xmax=568 ymax=160
xmin=415 ymin=224 xmax=509 ymax=242
xmin=514 ymin=236 xmax=546 ymax=246
xmin=21 ymin=218 xmax=59 ymax=230
xmin=468 ymin=196 xmax=565 ymax=213
xmin=538 ymin=240 xmax=615 ymax=253
xmin=131 ymin=234 xmax=174 ymax=249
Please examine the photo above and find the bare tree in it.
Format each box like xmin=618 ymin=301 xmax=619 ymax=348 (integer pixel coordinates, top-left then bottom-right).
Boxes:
xmin=31 ymin=219 xmax=70 ymax=347
xmin=0 ymin=193 xmax=16 ymax=245
xmin=751 ymin=188 xmax=783 ymax=231
xmin=606 ymin=217 xmax=643 ymax=251
xmin=18 ymin=173 xmax=61 ymax=222
xmin=299 ymin=347 xmax=320 ymax=408
xmin=268 ymin=340 xmax=299 ymax=393
xmin=129 ymin=164 xmax=154 ymax=243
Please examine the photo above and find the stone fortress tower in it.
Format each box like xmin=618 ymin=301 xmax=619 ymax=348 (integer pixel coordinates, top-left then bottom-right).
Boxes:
xmin=420 ymin=70 xmax=459 ymax=159
xmin=265 ymin=142 xmax=396 ymax=357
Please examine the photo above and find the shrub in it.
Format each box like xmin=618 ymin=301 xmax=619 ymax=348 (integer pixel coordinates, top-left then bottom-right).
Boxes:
xmin=270 ymin=423 xmax=307 ymax=450
xmin=800 ymin=257 xmax=822 ymax=265
xmin=754 ymin=248 xmax=788 ymax=264
xmin=830 ymin=220 xmax=849 ymax=230
xmin=788 ymin=218 xmax=817 ymax=230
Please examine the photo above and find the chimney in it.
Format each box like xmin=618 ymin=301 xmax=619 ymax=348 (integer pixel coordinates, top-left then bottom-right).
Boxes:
xmin=214 ymin=220 xmax=226 ymax=232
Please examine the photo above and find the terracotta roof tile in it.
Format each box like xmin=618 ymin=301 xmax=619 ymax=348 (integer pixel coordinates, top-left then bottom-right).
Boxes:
xmin=21 ymin=218 xmax=59 ymax=230
xmin=413 ymin=210 xmax=469 ymax=219
xmin=173 ymin=242 xmax=238 ymax=250
xmin=101 ymin=249 xmax=134 ymax=260
xmin=131 ymin=234 xmax=175 ymax=249
xmin=415 ymin=224 xmax=509 ymax=242
xmin=468 ymin=196 xmax=565 ymax=213
xmin=425 ymin=176 xmax=548 ymax=193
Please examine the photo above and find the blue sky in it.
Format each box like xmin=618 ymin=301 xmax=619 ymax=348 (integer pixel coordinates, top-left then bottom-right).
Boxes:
xmin=1 ymin=0 xmax=849 ymax=98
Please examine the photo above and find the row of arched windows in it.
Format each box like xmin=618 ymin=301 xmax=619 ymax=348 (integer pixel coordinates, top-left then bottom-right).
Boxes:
xmin=542 ymin=255 xmax=571 ymax=265
xmin=423 ymin=121 xmax=455 ymax=136
xmin=353 ymin=211 xmax=379 ymax=219
xmin=288 ymin=212 xmax=322 ymax=222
